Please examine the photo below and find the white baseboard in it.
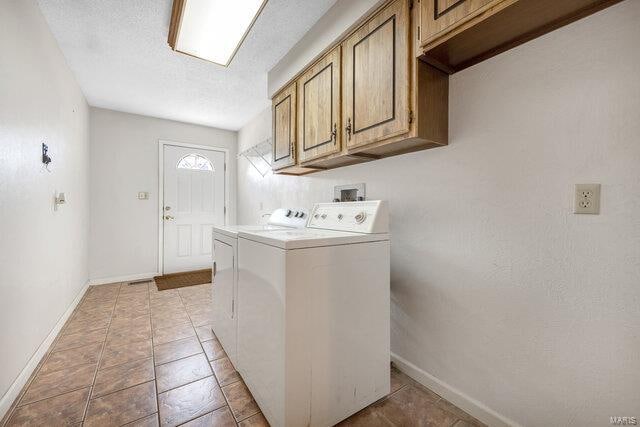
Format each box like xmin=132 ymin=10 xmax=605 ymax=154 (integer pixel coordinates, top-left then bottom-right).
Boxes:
xmin=390 ymin=352 xmax=521 ymax=427
xmin=89 ymin=272 xmax=158 ymax=286
xmin=0 ymin=281 xmax=90 ymax=420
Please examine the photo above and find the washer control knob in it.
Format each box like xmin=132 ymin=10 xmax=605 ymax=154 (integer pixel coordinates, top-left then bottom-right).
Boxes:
xmin=314 ymin=214 xmax=319 ymax=219
xmin=321 ymin=213 xmax=327 ymax=219
xmin=354 ymin=212 xmax=367 ymax=224
xmin=337 ymin=214 xmax=343 ymax=220
xmin=285 ymin=209 xmax=292 ymax=217
xmin=299 ymin=212 xmax=305 ymax=218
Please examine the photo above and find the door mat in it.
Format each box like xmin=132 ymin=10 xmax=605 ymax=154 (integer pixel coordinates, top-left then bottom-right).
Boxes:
xmin=154 ymin=269 xmax=212 ymax=291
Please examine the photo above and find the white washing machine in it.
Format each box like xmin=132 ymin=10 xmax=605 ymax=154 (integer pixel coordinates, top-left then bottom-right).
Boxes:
xmin=237 ymin=201 xmax=390 ymax=427
xmin=211 ymin=208 xmax=308 ymax=367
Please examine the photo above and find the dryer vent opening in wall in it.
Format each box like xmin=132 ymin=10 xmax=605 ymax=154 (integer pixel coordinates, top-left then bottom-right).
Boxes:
xmin=334 ymin=183 xmax=366 ymax=202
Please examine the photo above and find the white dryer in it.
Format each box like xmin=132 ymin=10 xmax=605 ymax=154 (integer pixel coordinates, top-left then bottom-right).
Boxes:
xmin=237 ymin=201 xmax=390 ymax=427
xmin=211 ymin=208 xmax=308 ymax=366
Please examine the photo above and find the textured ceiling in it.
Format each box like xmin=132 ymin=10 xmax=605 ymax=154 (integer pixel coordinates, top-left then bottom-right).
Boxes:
xmin=36 ymin=0 xmax=337 ymax=130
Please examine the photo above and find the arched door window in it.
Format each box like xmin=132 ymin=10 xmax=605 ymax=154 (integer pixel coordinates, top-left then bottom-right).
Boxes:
xmin=177 ymin=154 xmax=213 ymax=171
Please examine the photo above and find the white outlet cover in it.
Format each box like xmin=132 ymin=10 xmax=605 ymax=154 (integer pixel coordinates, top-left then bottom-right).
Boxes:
xmin=574 ymin=184 xmax=600 ymax=214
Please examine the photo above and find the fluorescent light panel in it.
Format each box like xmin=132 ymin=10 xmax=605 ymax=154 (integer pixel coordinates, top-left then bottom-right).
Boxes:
xmin=174 ymin=0 xmax=267 ymax=66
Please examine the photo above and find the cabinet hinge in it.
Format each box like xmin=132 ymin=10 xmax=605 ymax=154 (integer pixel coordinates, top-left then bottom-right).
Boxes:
xmin=224 ymin=206 xmax=227 ymax=214
xmin=409 ymin=110 xmax=414 ymax=125
xmin=224 ymin=163 xmax=226 ymax=172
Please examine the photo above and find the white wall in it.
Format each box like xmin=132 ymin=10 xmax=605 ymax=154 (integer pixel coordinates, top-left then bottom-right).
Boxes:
xmin=238 ymin=1 xmax=640 ymax=425
xmin=0 ymin=0 xmax=90 ymax=415
xmin=89 ymin=108 xmax=237 ymax=282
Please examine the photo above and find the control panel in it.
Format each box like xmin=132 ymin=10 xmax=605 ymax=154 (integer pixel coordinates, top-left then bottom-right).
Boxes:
xmin=307 ymin=201 xmax=389 ymax=234
xmin=268 ymin=208 xmax=309 ymax=227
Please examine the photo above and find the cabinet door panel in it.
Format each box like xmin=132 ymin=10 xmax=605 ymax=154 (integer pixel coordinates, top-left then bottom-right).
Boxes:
xmin=272 ymin=82 xmax=297 ymax=170
xmin=343 ymin=0 xmax=410 ymax=150
xmin=298 ymin=46 xmax=341 ymax=163
xmin=212 ymin=239 xmax=237 ymax=364
xmin=421 ymin=0 xmax=497 ymax=45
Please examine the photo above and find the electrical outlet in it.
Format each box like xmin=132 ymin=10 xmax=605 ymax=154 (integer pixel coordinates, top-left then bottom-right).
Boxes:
xmin=574 ymin=184 xmax=600 ymax=214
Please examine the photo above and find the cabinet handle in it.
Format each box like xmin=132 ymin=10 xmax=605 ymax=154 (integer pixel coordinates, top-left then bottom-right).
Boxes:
xmin=345 ymin=118 xmax=352 ymax=141
xmin=331 ymin=123 xmax=337 ymax=143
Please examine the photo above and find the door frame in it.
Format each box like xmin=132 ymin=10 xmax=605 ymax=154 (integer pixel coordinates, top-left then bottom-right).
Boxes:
xmin=157 ymin=139 xmax=230 ymax=275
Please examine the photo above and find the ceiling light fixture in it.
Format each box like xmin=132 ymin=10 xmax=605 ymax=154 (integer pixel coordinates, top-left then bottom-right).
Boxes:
xmin=168 ymin=0 xmax=268 ymax=67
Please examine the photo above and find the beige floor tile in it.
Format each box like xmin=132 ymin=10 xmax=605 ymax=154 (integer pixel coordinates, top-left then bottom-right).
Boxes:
xmin=182 ymin=406 xmax=236 ymax=427
xmin=210 ymin=357 xmax=241 ymax=386
xmin=222 ymin=381 xmax=260 ymax=422
xmin=152 ymin=312 xmax=191 ymax=330
xmin=54 ymin=328 xmax=107 ymax=351
xmin=6 ymin=387 xmax=91 ymax=426
xmin=153 ymin=322 xmax=196 ymax=345
xmin=452 ymin=420 xmax=486 ymax=427
xmin=100 ymin=339 xmax=153 ymax=369
xmin=158 ymin=376 xmax=225 ymax=427
xmin=238 ymin=412 xmax=270 ymax=427
xmin=40 ymin=343 xmax=102 ymax=374
xmin=390 ymin=364 xmax=416 ymax=395
xmin=337 ymin=405 xmax=394 ymax=427
xmin=436 ymin=399 xmax=486 ymax=426
xmin=154 ymin=336 xmax=202 ymax=365
xmin=123 ymin=414 xmax=160 ymax=426
xmin=374 ymin=385 xmax=458 ymax=426
xmin=156 ymin=354 xmax=212 ymax=393
xmin=63 ymin=315 xmax=111 ymax=335
xmin=92 ymin=357 xmax=155 ymax=398
xmin=188 ymin=312 xmax=214 ymax=327
xmin=113 ymin=307 xmax=151 ymax=320
xmin=194 ymin=324 xmax=215 ymax=342
xmin=20 ymin=363 xmax=97 ymax=405
xmin=201 ymin=338 xmax=225 ymax=362
xmin=106 ymin=323 xmax=152 ymax=347
xmin=109 ymin=314 xmax=151 ymax=331
xmin=119 ymin=283 xmax=150 ymax=294
xmin=85 ymin=381 xmax=157 ymax=427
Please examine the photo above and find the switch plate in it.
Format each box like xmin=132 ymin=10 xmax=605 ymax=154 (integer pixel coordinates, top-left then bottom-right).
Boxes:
xmin=137 ymin=191 xmax=149 ymax=200
xmin=574 ymin=184 xmax=600 ymax=214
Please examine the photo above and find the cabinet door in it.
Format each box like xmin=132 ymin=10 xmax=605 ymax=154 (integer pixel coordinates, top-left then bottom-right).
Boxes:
xmin=342 ymin=0 xmax=410 ymax=150
xmin=297 ymin=46 xmax=341 ymax=163
xmin=272 ymin=82 xmax=297 ymax=170
xmin=212 ymin=239 xmax=237 ymax=365
xmin=421 ymin=0 xmax=497 ymax=46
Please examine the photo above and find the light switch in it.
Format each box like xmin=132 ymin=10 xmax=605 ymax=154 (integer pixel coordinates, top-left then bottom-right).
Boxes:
xmin=137 ymin=191 xmax=149 ymax=200
xmin=574 ymin=184 xmax=600 ymax=214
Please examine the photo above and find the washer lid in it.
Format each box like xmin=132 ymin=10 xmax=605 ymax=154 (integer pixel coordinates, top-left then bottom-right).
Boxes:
xmin=213 ymin=224 xmax=288 ymax=239
xmin=238 ymin=228 xmax=390 ymax=250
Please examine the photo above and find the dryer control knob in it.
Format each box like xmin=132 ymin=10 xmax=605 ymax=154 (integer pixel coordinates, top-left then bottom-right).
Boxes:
xmin=285 ymin=210 xmax=292 ymax=217
xmin=354 ymin=212 xmax=367 ymax=224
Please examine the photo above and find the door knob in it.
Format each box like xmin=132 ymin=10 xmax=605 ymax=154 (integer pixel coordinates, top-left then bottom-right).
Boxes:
xmin=164 ymin=206 xmax=172 ymax=211
xmin=164 ymin=215 xmax=175 ymax=221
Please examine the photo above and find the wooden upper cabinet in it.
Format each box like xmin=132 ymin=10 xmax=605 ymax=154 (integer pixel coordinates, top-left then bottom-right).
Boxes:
xmin=297 ymin=46 xmax=341 ymax=164
xmin=420 ymin=0 xmax=498 ymax=47
xmin=418 ymin=0 xmax=620 ymax=72
xmin=272 ymin=82 xmax=297 ymax=171
xmin=342 ymin=0 xmax=410 ymax=150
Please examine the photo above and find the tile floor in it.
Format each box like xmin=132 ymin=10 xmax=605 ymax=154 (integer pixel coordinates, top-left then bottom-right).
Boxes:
xmin=3 ymin=282 xmax=485 ymax=427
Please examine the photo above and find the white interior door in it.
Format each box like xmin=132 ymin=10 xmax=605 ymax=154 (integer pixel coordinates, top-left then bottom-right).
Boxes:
xmin=163 ymin=145 xmax=225 ymax=274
